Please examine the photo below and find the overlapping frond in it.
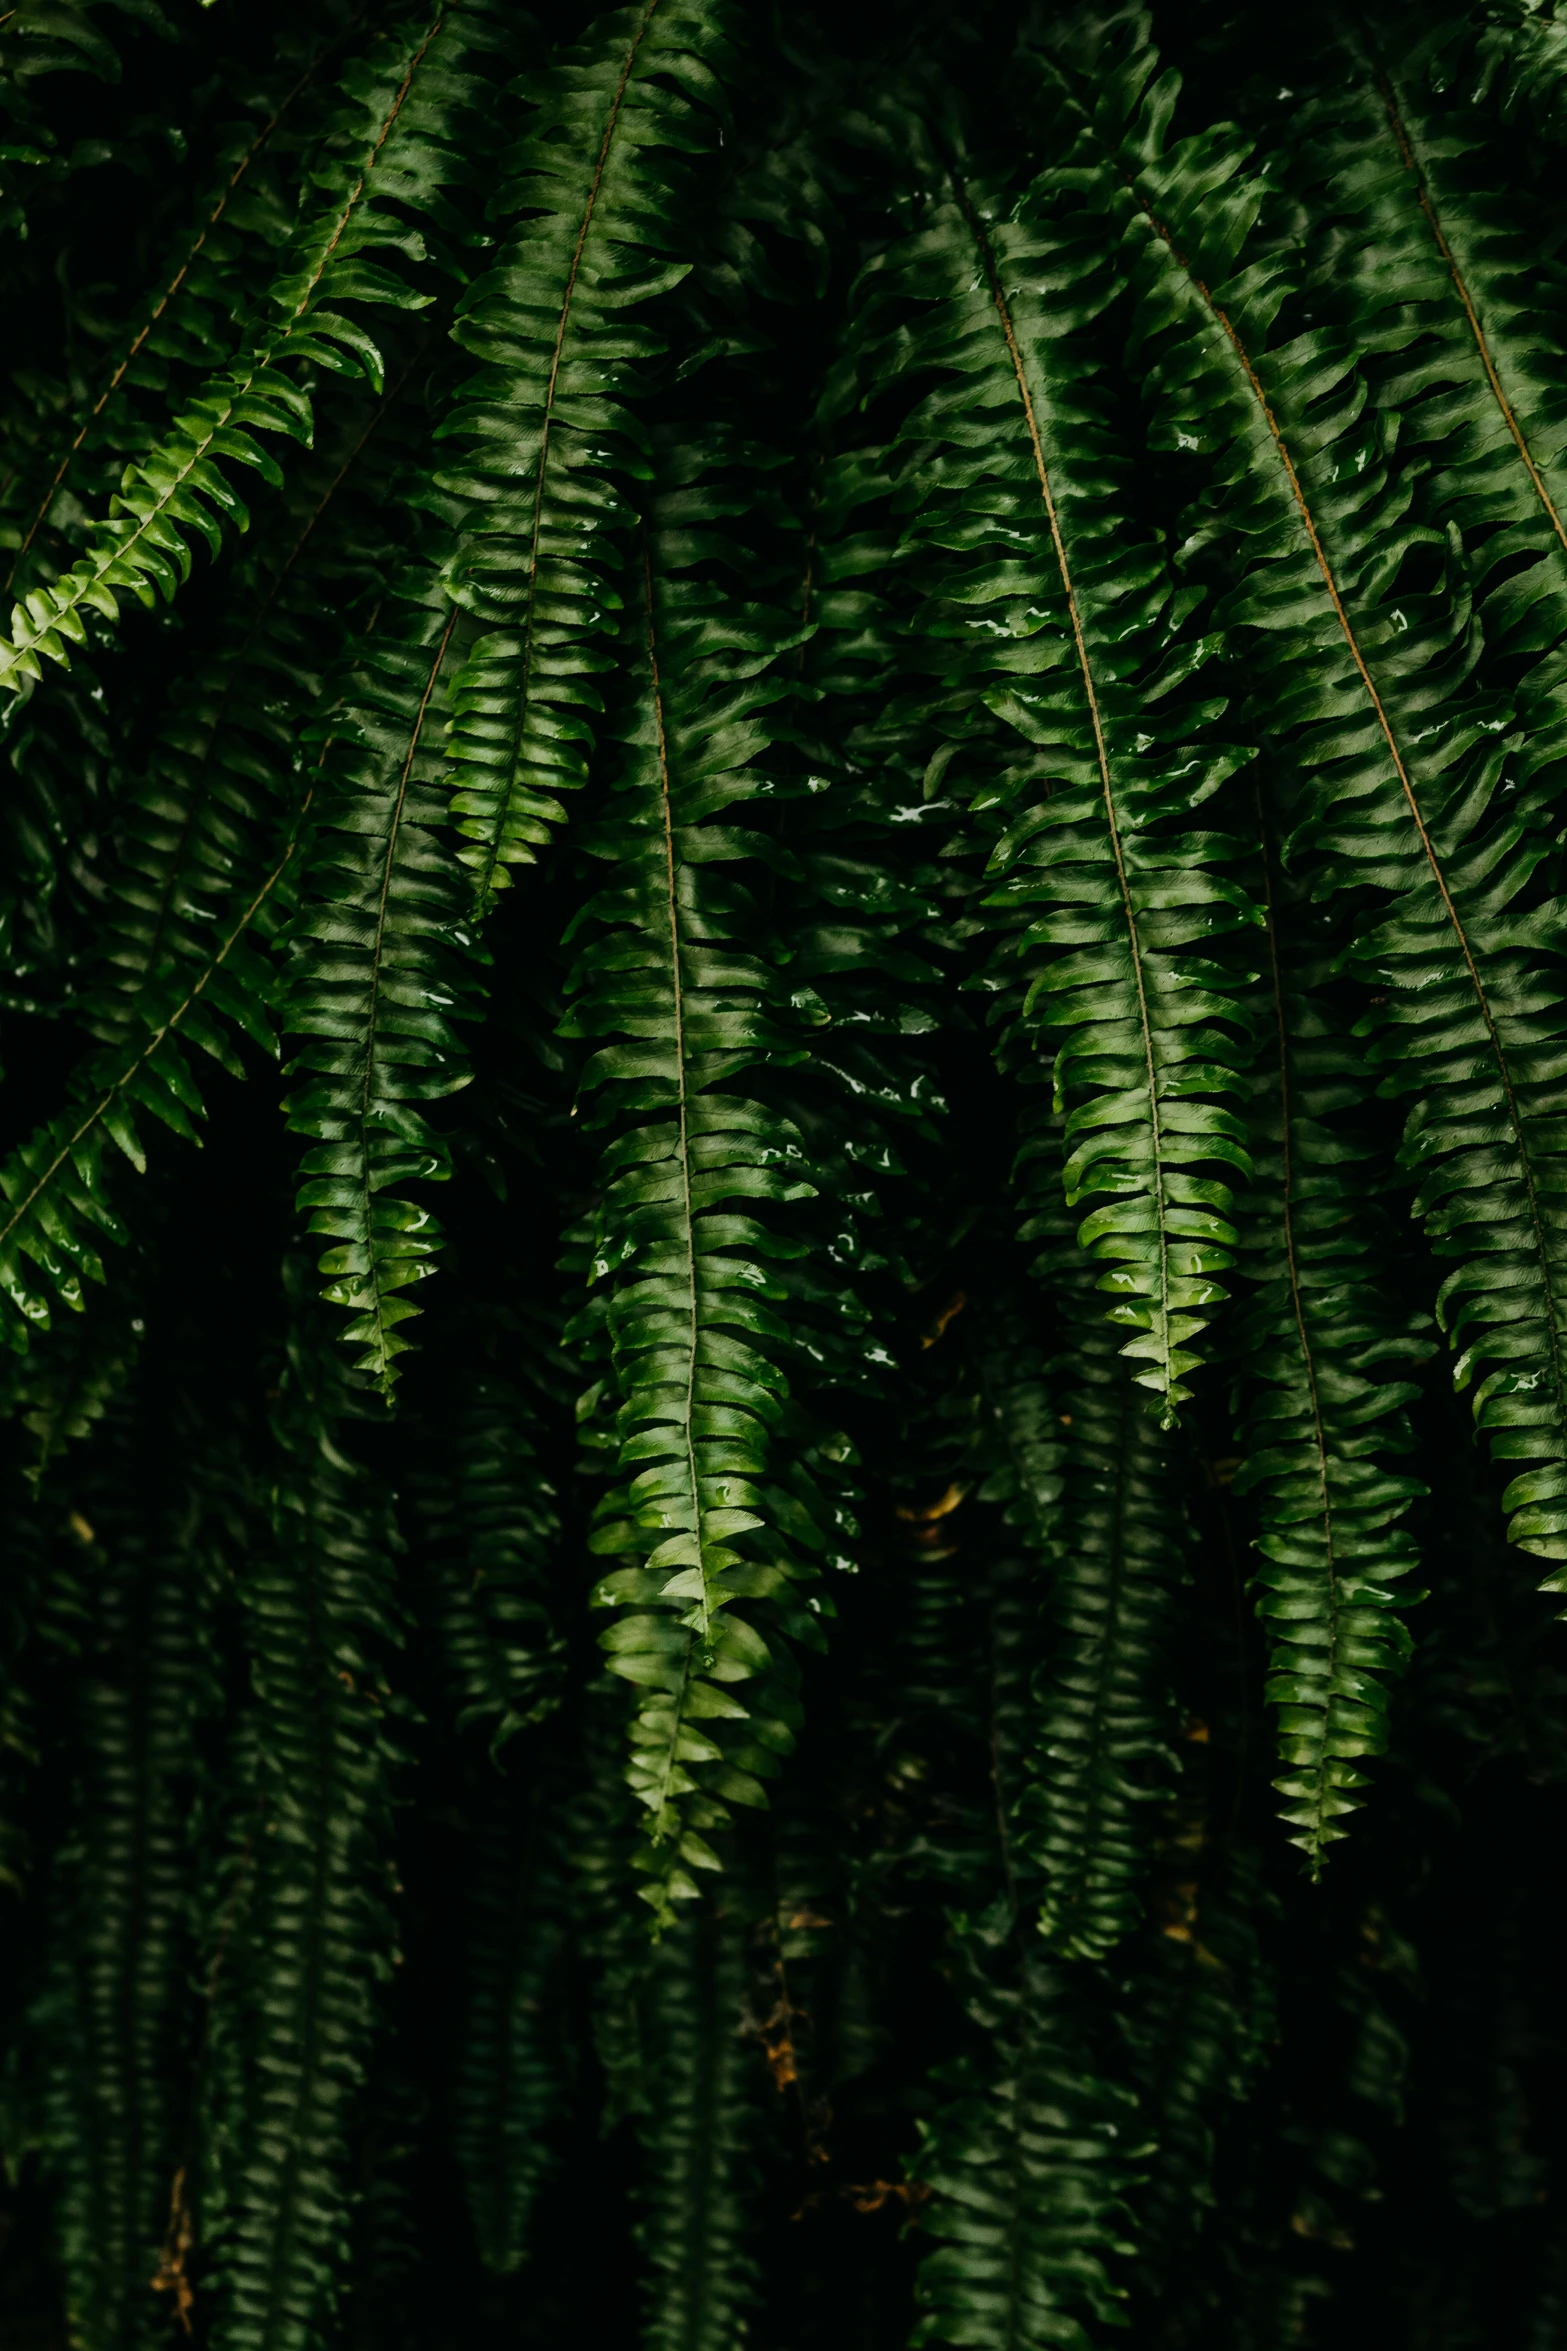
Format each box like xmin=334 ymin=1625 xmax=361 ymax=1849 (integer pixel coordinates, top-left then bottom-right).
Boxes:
xmin=2 ymin=6 xmax=364 ymax=604
xmin=437 ymin=0 xmax=742 ymax=907
xmin=1020 ymin=1230 xmax=1187 ymax=1962
xmin=0 ymin=404 xmax=414 ymax=1352
xmin=200 ymin=1297 xmax=404 ymax=2351
xmin=1232 ymin=840 xmax=1433 ymax=1868
xmin=1033 ymin=3 xmax=1567 ymax=1575
xmin=3 ymin=6 xmax=1567 ymax=2341
xmin=0 ymin=0 xmax=511 ymax=694
xmin=1285 ymin=18 xmax=1567 ymax=740
xmin=569 ymin=433 xmax=838 ymax=1928
xmin=838 ymin=94 xmax=1256 ymax=1423
xmin=283 ymin=518 xmax=482 ymax=1390
xmin=413 ymin=1368 xmax=566 ymax=1749
xmin=33 ymin=1398 xmax=224 ymax=2351
xmin=912 ymin=1951 xmax=1143 ymax=2351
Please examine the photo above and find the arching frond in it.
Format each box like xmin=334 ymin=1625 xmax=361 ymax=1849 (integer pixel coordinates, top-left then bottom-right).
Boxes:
xmin=0 ymin=0 xmax=510 ymax=694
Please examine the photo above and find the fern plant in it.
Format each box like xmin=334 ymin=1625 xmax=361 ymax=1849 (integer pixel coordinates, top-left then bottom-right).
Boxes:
xmin=3 ymin=6 xmax=1567 ymax=2349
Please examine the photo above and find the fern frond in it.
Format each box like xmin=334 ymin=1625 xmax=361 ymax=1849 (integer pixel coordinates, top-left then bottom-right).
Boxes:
xmin=437 ymin=0 xmax=741 ymax=908
xmin=1233 ymin=832 xmax=1433 ymax=1870
xmin=0 ymin=836 xmax=302 ymax=1344
xmin=0 ymin=394 xmax=423 ymax=1353
xmin=570 ymin=436 xmax=842 ymax=1928
xmin=0 ymin=0 xmax=508 ymax=694
xmin=451 ymin=1771 xmax=573 ymax=2277
xmin=1437 ymin=0 xmax=1567 ymax=142
xmin=33 ymin=1395 xmax=224 ymax=2351
xmin=1035 ymin=5 xmax=1567 ymax=1573
xmin=200 ymin=1292 xmax=404 ymax=2351
xmin=283 ymin=524 xmax=482 ymax=1392
xmin=3 ymin=10 xmax=361 ymax=602
xmin=413 ymin=1367 xmax=566 ymax=1749
xmin=912 ymin=1949 xmax=1143 ymax=2351
xmin=1284 ymin=21 xmax=1567 ymax=740
xmin=635 ymin=1902 xmax=762 ymax=2351
xmin=840 ymin=96 xmax=1257 ymax=1423
xmin=1018 ymin=1223 xmax=1186 ymax=1962
xmin=1118 ymin=1846 xmax=1273 ymax=2307
xmin=564 ymin=1672 xmax=653 ymax=2132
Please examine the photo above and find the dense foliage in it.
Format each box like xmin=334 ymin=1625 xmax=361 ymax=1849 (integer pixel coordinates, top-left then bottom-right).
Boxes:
xmin=3 ymin=0 xmax=1567 ymax=2343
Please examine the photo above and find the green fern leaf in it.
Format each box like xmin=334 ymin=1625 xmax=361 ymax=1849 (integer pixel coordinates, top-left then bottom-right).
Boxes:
xmin=451 ymin=1770 xmax=573 ymax=2276
xmin=1117 ymin=1845 xmax=1274 ymax=2309
xmin=839 ymin=96 xmax=1257 ymax=1422
xmin=568 ymin=443 xmax=838 ymax=1927
xmin=1019 ymin=1216 xmax=1187 ymax=1962
xmin=0 ymin=391 xmax=447 ymax=1356
xmin=1233 ymin=832 xmax=1434 ymax=1869
xmin=201 ymin=1291 xmax=404 ymax=2351
xmin=412 ymin=1368 xmax=566 ymax=1750
xmin=635 ymin=1903 xmax=762 ymax=2351
xmin=33 ymin=1399 xmax=224 ymax=2351
xmin=912 ymin=1950 xmax=1143 ymax=2351
xmin=437 ymin=0 xmax=741 ymax=907
xmin=3 ymin=12 xmax=361 ymax=605
xmin=0 ymin=0 xmax=507 ymax=694
xmin=1283 ymin=22 xmax=1567 ymax=743
xmin=1034 ymin=6 xmax=1567 ymax=1571
xmin=282 ymin=530 xmax=480 ymax=1393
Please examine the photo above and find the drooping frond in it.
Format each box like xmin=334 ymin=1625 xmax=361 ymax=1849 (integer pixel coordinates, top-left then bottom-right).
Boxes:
xmin=282 ymin=516 xmax=481 ymax=1391
xmin=0 ymin=401 xmax=415 ymax=1351
xmin=199 ymin=1293 xmax=404 ymax=2351
xmin=1019 ymin=1217 xmax=1186 ymax=1963
xmin=4 ymin=6 xmax=1567 ymax=2341
xmin=412 ymin=1367 xmax=567 ymax=1750
xmin=1117 ymin=1845 xmax=1274 ymax=2313
xmin=836 ymin=93 xmax=1257 ymax=1423
xmin=1284 ymin=18 xmax=1567 ymax=742
xmin=1033 ymin=4 xmax=1567 ymax=1576
xmin=1232 ymin=829 xmax=1432 ymax=1869
xmin=437 ymin=0 xmax=742 ymax=908
xmin=32 ymin=1395 xmax=225 ymax=2351
xmin=2 ymin=7 xmax=362 ymax=604
xmin=450 ymin=1770 xmax=574 ymax=2278
xmin=569 ymin=430 xmax=847 ymax=1927
xmin=912 ymin=1950 xmax=1143 ymax=2351
xmin=634 ymin=1902 xmax=762 ymax=2351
